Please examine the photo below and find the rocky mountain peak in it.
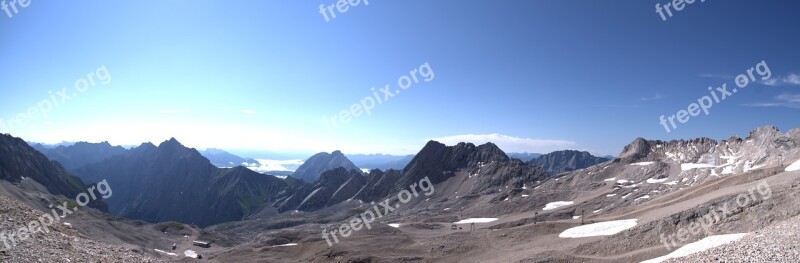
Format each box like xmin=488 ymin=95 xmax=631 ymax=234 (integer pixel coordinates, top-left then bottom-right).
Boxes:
xmin=292 ymin=150 xmax=360 ymax=183
xmin=619 ymin=137 xmax=652 ymax=161
xmin=158 ymin=137 xmax=183 ymax=148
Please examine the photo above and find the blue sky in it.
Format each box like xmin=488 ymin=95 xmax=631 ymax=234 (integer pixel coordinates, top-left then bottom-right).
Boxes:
xmin=1 ymin=0 xmax=799 ymax=157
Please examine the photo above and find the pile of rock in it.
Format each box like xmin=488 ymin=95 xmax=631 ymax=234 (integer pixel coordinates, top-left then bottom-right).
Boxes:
xmin=0 ymin=194 xmax=164 ymax=263
xmin=667 ymin=215 xmax=800 ymax=262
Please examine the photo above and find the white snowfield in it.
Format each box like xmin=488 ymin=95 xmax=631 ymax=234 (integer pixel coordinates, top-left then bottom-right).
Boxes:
xmin=640 ymin=233 xmax=747 ymax=263
xmin=558 ymin=219 xmax=638 ymax=238
xmin=631 ymin=162 xmax=655 ymax=166
xmin=786 ymin=159 xmax=800 ymax=172
xmin=543 ymin=201 xmax=574 ymax=211
xmin=453 ymin=218 xmax=498 ymax=224
xmin=388 ymin=223 xmax=400 ymax=228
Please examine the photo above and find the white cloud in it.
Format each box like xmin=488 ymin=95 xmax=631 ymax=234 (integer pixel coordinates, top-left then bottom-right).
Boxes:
xmin=744 ymin=93 xmax=800 ymax=109
xmin=761 ymin=78 xmax=780 ymax=86
xmin=430 ymin=134 xmax=576 ymax=153
xmin=699 ymin=74 xmax=733 ymax=80
xmin=785 ymin=74 xmax=800 ymax=85
xmin=242 ymin=109 xmax=257 ymax=114
xmin=245 ymin=159 xmax=304 ymax=172
xmin=641 ymin=93 xmax=664 ymax=101
xmin=760 ymin=73 xmax=800 ymax=86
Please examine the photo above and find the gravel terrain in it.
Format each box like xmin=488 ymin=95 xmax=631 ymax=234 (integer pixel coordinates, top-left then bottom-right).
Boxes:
xmin=0 ymin=194 xmax=164 ymax=263
xmin=666 ymin=214 xmax=800 ymax=262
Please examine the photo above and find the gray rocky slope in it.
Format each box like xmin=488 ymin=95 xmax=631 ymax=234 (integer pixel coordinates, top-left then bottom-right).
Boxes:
xmin=0 ymin=193 xmax=163 ymax=263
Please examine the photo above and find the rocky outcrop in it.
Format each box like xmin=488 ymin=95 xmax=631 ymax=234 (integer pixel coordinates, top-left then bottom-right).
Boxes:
xmin=295 ymin=168 xmax=365 ymax=211
xmin=0 ymin=194 xmax=163 ymax=263
xmin=354 ymin=169 xmax=402 ymax=202
xmin=397 ymin=141 xmax=547 ymax=195
xmin=0 ymin=134 xmax=107 ymax=211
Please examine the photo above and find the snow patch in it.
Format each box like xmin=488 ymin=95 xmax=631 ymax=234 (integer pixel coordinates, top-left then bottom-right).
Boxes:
xmin=154 ymin=249 xmax=178 ymax=257
xmin=606 ymin=194 xmax=617 ymax=197
xmin=453 ymin=218 xmax=498 ymax=224
xmin=631 ymin=162 xmax=655 ymax=166
xmin=646 ymin=178 xmax=669 ymax=184
xmin=272 ymin=243 xmax=299 ymax=247
xmin=641 ymin=233 xmax=747 ymax=263
xmin=721 ymin=165 xmax=734 ymax=174
xmin=388 ymin=223 xmax=400 ymax=228
xmin=543 ymin=201 xmax=574 ymax=211
xmin=786 ymin=159 xmax=800 ymax=172
xmin=558 ymin=219 xmax=638 ymax=238
xmin=604 ymin=177 xmax=616 ymax=182
xmin=184 ymin=250 xmax=199 ymax=258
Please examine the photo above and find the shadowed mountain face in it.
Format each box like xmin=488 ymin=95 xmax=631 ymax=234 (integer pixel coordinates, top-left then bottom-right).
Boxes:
xmin=71 ymin=138 xmax=288 ymax=227
xmin=397 ymin=141 xmax=548 ymax=195
xmin=271 ymin=141 xmax=544 ymax=213
xmin=291 ymin=151 xmax=360 ymax=182
xmin=528 ymin=150 xmax=611 ymax=175
xmin=0 ymin=134 xmax=107 ymax=211
xmin=32 ymin=141 xmax=128 ymax=172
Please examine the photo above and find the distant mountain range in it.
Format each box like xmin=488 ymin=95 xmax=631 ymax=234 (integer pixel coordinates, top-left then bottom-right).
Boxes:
xmin=347 ymin=154 xmax=414 ymax=171
xmin=31 ymin=141 xmax=128 ymax=171
xmin=20 ymin=137 xmax=608 ymax=227
xmin=199 ymin=148 xmax=260 ymax=168
xmin=506 ymin=152 xmax=543 ymax=162
xmin=528 ymin=150 xmax=611 ymax=175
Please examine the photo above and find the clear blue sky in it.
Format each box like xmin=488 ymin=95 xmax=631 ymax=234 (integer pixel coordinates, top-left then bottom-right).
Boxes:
xmin=2 ymin=0 xmax=799 ymax=157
